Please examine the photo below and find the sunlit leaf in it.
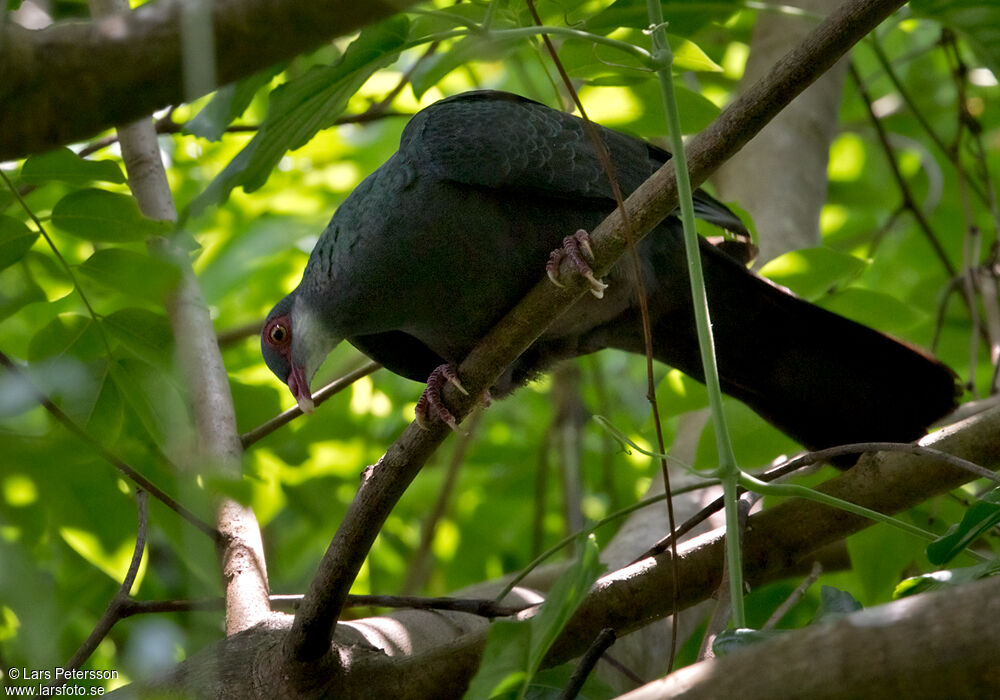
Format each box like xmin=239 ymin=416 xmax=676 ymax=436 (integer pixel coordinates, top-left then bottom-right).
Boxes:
xmin=59 ymin=526 xmax=147 ymax=583
xmin=894 ymin=559 xmax=1000 ymax=599
xmin=51 ymin=189 xmax=172 ymax=242
xmin=759 ymin=247 xmax=868 ymax=300
xmin=657 ymin=369 xmax=709 ymax=416
xmin=187 ymin=16 xmax=410 ymax=216
xmin=186 ymin=66 xmax=283 ymax=141
xmin=0 ymin=216 xmax=38 ymax=271
xmin=20 ymin=147 xmax=125 ymax=186
xmin=819 ymin=287 xmax=925 ymax=334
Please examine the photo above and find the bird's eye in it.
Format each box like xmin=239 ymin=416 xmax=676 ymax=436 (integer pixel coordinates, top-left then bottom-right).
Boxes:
xmin=266 ymin=321 xmax=290 ymax=346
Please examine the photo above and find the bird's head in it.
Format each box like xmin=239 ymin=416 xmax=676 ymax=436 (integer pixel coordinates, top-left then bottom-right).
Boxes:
xmin=261 ymin=292 xmax=339 ymax=414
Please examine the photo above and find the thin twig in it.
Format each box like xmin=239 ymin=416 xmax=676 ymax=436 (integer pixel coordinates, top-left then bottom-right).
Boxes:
xmin=636 ymin=440 xmax=999 ymax=562
xmin=118 ymin=592 xmax=528 ymax=619
xmin=559 ymin=628 xmax=616 ymax=700
xmin=216 ymin=319 xmax=264 ymax=348
xmin=764 ymin=561 xmax=823 ymax=629
xmin=55 ymin=490 xmax=149 ymax=684
xmin=849 ymin=62 xmax=956 ymax=278
xmin=240 ymin=361 xmax=381 ymax=447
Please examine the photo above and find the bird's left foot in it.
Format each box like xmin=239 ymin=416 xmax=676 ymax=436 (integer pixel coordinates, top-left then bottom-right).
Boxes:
xmin=415 ymin=364 xmax=469 ymax=430
xmin=546 ymin=229 xmax=608 ymax=299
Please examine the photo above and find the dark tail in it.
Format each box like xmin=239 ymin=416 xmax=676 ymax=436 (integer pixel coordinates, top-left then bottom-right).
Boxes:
xmin=610 ymin=233 xmax=960 ymax=452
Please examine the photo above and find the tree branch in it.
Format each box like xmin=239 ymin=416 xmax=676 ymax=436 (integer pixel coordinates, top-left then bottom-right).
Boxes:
xmin=617 ymin=574 xmax=1000 ymax=699
xmin=0 ymin=0 xmax=419 ymax=160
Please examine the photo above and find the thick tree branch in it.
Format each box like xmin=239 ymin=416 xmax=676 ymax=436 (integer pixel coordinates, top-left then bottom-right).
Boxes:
xmin=283 ymin=0 xmax=909 ymax=677
xmin=0 ymin=0 xmax=418 ymax=160
xmin=618 ymin=574 xmax=1000 ymax=699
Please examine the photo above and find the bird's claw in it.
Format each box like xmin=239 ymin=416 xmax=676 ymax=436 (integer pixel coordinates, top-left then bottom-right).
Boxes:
xmin=546 ymin=229 xmax=608 ymax=299
xmin=415 ymin=364 xmax=464 ymax=431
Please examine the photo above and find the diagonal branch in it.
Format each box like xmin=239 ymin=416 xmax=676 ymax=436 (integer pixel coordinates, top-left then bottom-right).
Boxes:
xmin=282 ymin=0 xmax=911 ymax=682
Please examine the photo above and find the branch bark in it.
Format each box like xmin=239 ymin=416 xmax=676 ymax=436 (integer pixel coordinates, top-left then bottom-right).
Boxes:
xmin=0 ymin=0 xmax=418 ymax=160
xmin=618 ymin=574 xmax=1000 ymax=700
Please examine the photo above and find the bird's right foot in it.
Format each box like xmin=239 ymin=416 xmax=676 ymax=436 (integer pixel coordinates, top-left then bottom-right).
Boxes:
xmin=546 ymin=229 xmax=608 ymax=299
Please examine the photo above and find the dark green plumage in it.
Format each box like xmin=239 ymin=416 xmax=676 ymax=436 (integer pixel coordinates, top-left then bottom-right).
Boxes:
xmin=262 ymin=90 xmax=958 ymax=450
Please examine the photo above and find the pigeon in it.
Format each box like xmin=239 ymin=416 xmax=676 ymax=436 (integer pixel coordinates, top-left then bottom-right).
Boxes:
xmin=262 ymin=90 xmax=958 ymax=451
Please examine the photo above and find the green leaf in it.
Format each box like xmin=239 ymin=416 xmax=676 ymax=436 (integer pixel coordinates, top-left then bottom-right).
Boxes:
xmin=28 ymin=314 xmax=105 ymax=362
xmin=0 ymin=263 xmax=46 ymax=322
xmin=102 ymin=308 xmax=174 ymax=368
xmin=819 ymin=287 xmax=925 ymax=334
xmin=411 ymin=34 xmax=520 ymax=99
xmin=759 ymin=247 xmax=868 ymax=300
xmin=527 ymin=535 xmax=602 ymax=675
xmin=926 ymin=488 xmax=1000 ymax=565
xmin=0 ymin=216 xmax=38 ymax=271
xmin=186 ymin=66 xmax=283 ymax=141
xmin=109 ymin=358 xmax=190 ymax=452
xmin=83 ymin=364 xmax=124 ymax=443
xmin=464 ymin=535 xmax=602 ymax=699
xmin=894 ymin=558 xmax=1000 ymax=599
xmin=20 ymin=147 xmax=126 ymax=186
xmin=78 ymin=248 xmax=181 ymax=303
xmin=847 ymin=522 xmax=926 ymax=603
xmin=187 ymin=16 xmax=410 ymax=216
xmin=695 ymin=400 xmax=798 ymax=470
xmin=60 ymin=526 xmax=147 ymax=583
xmin=911 ymin=0 xmax=1000 ymax=75
xmin=463 ymin=620 xmax=531 ymax=699
xmin=658 ymin=369 xmax=709 ymax=416
xmin=51 ymin=189 xmax=173 ymax=242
